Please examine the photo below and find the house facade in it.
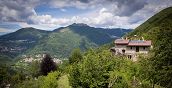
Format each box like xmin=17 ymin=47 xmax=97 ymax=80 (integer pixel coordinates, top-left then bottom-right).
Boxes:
xmin=111 ymin=39 xmax=152 ymax=61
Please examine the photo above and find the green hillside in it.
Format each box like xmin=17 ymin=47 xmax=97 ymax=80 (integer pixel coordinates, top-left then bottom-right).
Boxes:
xmin=127 ymin=7 xmax=172 ymax=40
xmin=0 ymin=27 xmax=50 ymax=40
xmin=26 ymin=24 xmax=131 ymax=58
xmin=0 ymin=27 xmax=49 ymax=58
xmin=0 ymin=54 xmax=13 ymax=65
xmin=0 ymin=23 xmax=131 ymax=59
xmin=26 ymin=27 xmax=97 ymax=58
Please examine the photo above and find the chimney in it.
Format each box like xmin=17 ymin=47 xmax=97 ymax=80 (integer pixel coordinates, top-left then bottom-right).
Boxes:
xmin=142 ymin=37 xmax=144 ymax=41
xmin=125 ymin=37 xmax=128 ymax=40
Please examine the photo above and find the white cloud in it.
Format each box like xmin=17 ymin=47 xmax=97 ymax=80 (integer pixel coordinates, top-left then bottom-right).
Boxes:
xmin=17 ymin=22 xmax=59 ymax=30
xmin=0 ymin=27 xmax=14 ymax=32
xmin=29 ymin=14 xmax=70 ymax=26
xmin=25 ymin=7 xmax=139 ymax=29
xmin=0 ymin=0 xmax=172 ymax=30
xmin=48 ymin=0 xmax=100 ymax=9
xmin=0 ymin=0 xmax=38 ymax=22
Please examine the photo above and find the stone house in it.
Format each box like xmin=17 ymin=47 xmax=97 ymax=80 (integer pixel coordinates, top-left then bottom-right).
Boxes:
xmin=111 ymin=39 xmax=152 ymax=61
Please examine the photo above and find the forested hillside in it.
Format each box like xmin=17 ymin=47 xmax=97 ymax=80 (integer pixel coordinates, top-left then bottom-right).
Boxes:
xmin=26 ymin=23 xmax=131 ymax=58
xmin=0 ymin=27 xmax=50 ymax=58
xmin=126 ymin=7 xmax=172 ymax=87
xmin=127 ymin=7 xmax=172 ymax=41
xmin=0 ymin=24 xmax=131 ymax=60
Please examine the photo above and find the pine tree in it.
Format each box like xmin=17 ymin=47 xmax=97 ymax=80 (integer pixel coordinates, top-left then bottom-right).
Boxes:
xmin=40 ymin=54 xmax=57 ymax=76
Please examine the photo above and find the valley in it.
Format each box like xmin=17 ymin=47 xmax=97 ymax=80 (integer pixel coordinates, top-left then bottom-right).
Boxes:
xmin=0 ymin=1 xmax=172 ymax=88
xmin=0 ymin=23 xmax=131 ymax=60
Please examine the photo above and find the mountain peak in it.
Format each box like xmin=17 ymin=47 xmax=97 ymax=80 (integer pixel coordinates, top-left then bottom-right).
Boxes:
xmin=69 ymin=23 xmax=89 ymax=27
xmin=18 ymin=27 xmax=36 ymax=31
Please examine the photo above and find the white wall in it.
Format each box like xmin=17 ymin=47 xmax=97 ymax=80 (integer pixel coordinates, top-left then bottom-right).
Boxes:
xmin=126 ymin=46 xmax=136 ymax=54
xmin=138 ymin=46 xmax=150 ymax=53
xmin=114 ymin=45 xmax=150 ymax=61
xmin=115 ymin=44 xmax=127 ymax=54
xmin=125 ymin=46 xmax=150 ymax=54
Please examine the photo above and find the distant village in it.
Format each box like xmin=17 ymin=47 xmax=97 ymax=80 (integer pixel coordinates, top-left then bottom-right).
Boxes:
xmin=20 ymin=54 xmax=63 ymax=64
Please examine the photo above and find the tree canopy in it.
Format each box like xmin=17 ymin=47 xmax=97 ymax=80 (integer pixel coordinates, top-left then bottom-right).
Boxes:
xmin=149 ymin=23 xmax=172 ymax=87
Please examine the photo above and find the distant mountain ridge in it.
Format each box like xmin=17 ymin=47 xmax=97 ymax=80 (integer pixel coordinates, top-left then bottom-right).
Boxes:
xmin=0 ymin=27 xmax=50 ymax=41
xmin=25 ymin=23 xmax=132 ymax=58
xmin=0 ymin=23 xmax=132 ymax=59
xmin=0 ymin=27 xmax=50 ymax=58
xmin=55 ymin=23 xmax=131 ymax=45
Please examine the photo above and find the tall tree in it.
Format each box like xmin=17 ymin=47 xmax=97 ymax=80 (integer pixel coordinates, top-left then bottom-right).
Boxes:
xmin=40 ymin=54 xmax=57 ymax=76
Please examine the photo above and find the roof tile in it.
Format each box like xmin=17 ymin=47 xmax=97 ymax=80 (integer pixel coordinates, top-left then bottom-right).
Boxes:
xmin=115 ymin=39 xmax=151 ymax=46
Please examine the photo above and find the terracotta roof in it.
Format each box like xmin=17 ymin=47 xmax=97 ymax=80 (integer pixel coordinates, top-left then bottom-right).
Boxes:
xmin=115 ymin=39 xmax=129 ymax=44
xmin=128 ymin=40 xmax=151 ymax=46
xmin=114 ymin=39 xmax=152 ymax=46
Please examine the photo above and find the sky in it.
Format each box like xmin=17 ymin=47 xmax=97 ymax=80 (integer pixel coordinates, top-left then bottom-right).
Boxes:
xmin=0 ymin=0 xmax=172 ymax=32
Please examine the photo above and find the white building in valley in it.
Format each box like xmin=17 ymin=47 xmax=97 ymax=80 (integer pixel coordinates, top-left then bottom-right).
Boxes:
xmin=111 ymin=39 xmax=152 ymax=61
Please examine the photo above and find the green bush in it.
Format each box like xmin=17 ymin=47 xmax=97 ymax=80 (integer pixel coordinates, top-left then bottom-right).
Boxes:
xmin=14 ymin=71 xmax=61 ymax=88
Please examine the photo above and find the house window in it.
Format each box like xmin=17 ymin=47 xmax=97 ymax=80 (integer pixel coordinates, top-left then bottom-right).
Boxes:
xmin=128 ymin=55 xmax=132 ymax=59
xmin=122 ymin=49 xmax=125 ymax=54
xmin=136 ymin=46 xmax=139 ymax=52
xmin=143 ymin=46 xmax=146 ymax=50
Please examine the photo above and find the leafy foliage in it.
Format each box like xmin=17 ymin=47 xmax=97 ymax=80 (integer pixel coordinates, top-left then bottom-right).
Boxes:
xmin=58 ymin=75 xmax=71 ymax=88
xmin=29 ymin=61 xmax=40 ymax=77
xmin=126 ymin=7 xmax=172 ymax=88
xmin=0 ymin=54 xmax=12 ymax=65
xmin=0 ymin=65 xmax=10 ymax=87
xmin=0 ymin=64 xmax=26 ymax=88
xmin=14 ymin=71 xmax=61 ymax=88
xmin=69 ymin=49 xmax=83 ymax=64
xmin=148 ymin=23 xmax=172 ymax=87
xmin=69 ymin=49 xmax=144 ymax=88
